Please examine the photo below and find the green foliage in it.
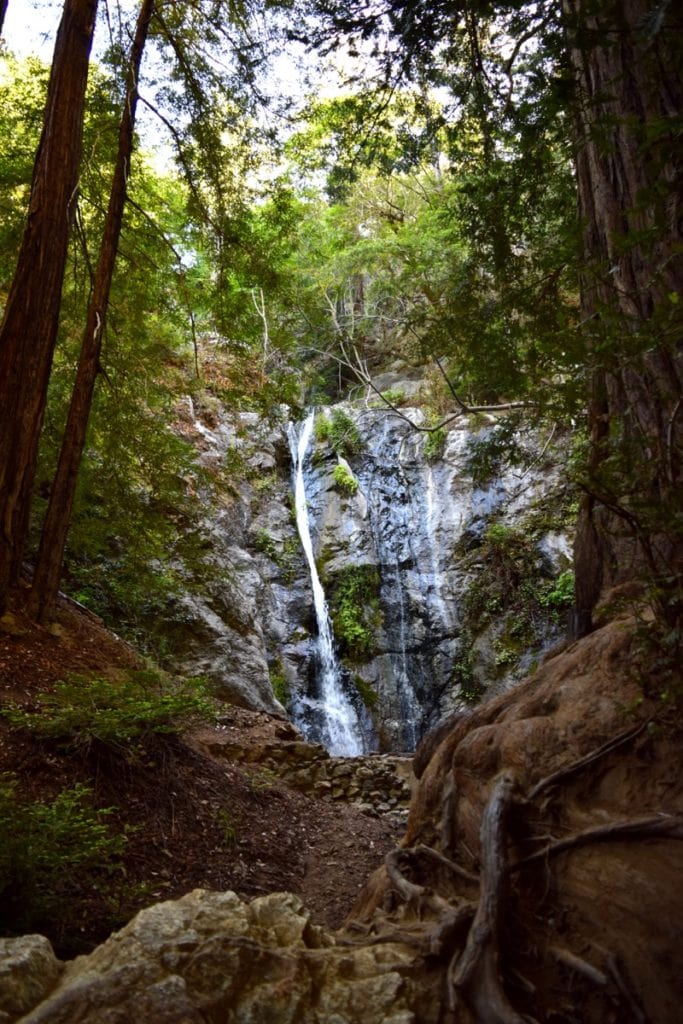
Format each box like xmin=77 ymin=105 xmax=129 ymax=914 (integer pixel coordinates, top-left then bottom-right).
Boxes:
xmin=2 ymin=672 xmax=213 ymax=755
xmin=0 ymin=776 xmax=126 ymax=930
xmin=252 ymin=528 xmax=280 ymax=561
xmin=457 ymin=519 xmax=564 ymax=682
xmin=423 ymin=426 xmax=447 ymax=462
xmin=214 ymin=807 xmax=237 ymax=847
xmin=329 ymin=565 xmax=381 ymax=660
xmin=353 ymin=675 xmax=379 ymax=711
xmin=464 ymin=421 xmax=526 ymax=485
xmin=332 ymin=462 xmax=359 ymax=496
xmin=449 ymin=635 xmax=483 ymax=705
xmin=380 ymin=387 xmax=406 ymax=406
xmin=314 ymin=409 xmax=362 ymax=457
xmin=540 ymin=570 xmax=575 ymax=609
xmin=269 ymin=660 xmax=290 ymax=705
xmin=252 ymin=530 xmax=300 ymax=582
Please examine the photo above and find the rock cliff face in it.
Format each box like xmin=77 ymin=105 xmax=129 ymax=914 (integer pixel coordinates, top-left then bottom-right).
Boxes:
xmin=299 ymin=403 xmax=571 ymax=751
xmin=168 ymin=389 xmax=573 ymax=753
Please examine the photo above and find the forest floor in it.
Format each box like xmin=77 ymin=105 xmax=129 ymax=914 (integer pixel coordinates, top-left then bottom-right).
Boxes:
xmin=0 ymin=586 xmax=399 ymax=957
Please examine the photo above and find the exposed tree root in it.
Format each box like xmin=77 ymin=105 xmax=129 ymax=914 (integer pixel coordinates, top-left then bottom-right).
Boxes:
xmin=606 ymin=953 xmax=649 ymax=1024
xmin=413 ymin=843 xmax=479 ymax=885
xmin=385 ymin=848 xmax=429 ymax=908
xmin=526 ymin=720 xmax=650 ymax=802
xmin=548 ymin=945 xmax=608 ymax=987
xmin=448 ymin=772 xmax=533 ymax=1024
xmin=366 ymin=715 xmax=679 ymax=1023
xmin=513 ymin=815 xmax=683 ymax=871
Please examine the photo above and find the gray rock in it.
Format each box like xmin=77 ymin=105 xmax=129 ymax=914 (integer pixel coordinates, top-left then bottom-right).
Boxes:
xmin=16 ymin=891 xmax=417 ymax=1024
xmin=0 ymin=934 xmax=62 ymax=1019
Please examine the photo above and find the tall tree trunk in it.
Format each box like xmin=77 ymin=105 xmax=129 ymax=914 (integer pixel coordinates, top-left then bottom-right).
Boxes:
xmin=0 ymin=1 xmax=9 ymax=37
xmin=565 ymin=0 xmax=683 ymax=633
xmin=28 ymin=0 xmax=155 ymax=622
xmin=0 ymin=0 xmax=98 ymax=610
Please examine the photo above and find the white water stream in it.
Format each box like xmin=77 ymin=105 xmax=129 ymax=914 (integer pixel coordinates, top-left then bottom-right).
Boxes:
xmin=288 ymin=412 xmax=364 ymax=756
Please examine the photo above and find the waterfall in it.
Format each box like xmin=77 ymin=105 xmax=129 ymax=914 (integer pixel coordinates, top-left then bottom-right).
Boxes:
xmin=288 ymin=412 xmax=364 ymax=756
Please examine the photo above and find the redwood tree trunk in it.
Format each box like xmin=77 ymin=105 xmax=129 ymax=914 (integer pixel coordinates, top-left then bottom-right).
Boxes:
xmin=0 ymin=0 xmax=98 ymax=609
xmin=565 ymin=0 xmax=683 ymax=633
xmin=28 ymin=0 xmax=156 ymax=622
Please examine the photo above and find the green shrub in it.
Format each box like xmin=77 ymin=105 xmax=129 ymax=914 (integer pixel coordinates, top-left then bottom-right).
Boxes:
xmin=315 ymin=410 xmax=361 ymax=457
xmin=0 ymin=775 xmax=126 ymax=929
xmin=329 ymin=565 xmax=381 ymax=660
xmin=333 ymin=463 xmax=359 ymax=496
xmin=269 ymin=660 xmax=290 ymax=705
xmin=2 ymin=672 xmax=213 ymax=754
xmin=252 ymin=529 xmax=300 ymax=582
xmin=540 ymin=569 xmax=575 ymax=609
xmin=379 ymin=387 xmax=405 ymax=406
xmin=423 ymin=426 xmax=447 ymax=462
xmin=253 ymin=528 xmax=279 ymax=560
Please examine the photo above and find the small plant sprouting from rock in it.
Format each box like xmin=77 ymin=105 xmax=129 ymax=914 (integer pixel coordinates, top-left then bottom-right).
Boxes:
xmin=333 ymin=463 xmax=359 ymax=496
xmin=314 ymin=409 xmax=362 ymax=458
xmin=423 ymin=426 xmax=447 ymax=462
xmin=328 ymin=565 xmax=382 ymax=661
xmin=252 ymin=529 xmax=300 ymax=583
xmin=269 ymin=660 xmax=290 ymax=705
xmin=353 ymin=674 xmax=380 ymax=711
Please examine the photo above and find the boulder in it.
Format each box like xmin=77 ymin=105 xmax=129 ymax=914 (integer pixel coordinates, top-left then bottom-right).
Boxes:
xmin=0 ymin=935 xmax=62 ymax=1021
xmin=16 ymin=891 xmax=417 ymax=1024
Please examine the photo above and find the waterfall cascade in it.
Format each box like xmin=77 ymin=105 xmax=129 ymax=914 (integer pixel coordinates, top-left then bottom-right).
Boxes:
xmin=168 ymin=391 xmax=570 ymax=756
xmin=288 ymin=413 xmax=364 ymax=756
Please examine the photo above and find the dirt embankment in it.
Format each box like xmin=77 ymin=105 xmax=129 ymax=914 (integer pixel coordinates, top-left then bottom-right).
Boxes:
xmin=0 ymin=593 xmax=399 ymax=955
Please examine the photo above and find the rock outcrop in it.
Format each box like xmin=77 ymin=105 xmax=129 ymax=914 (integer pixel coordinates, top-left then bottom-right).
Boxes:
xmin=11 ymin=891 xmax=418 ymax=1024
xmin=299 ymin=402 xmax=572 ymax=750
xmin=0 ymin=936 xmax=62 ymax=1022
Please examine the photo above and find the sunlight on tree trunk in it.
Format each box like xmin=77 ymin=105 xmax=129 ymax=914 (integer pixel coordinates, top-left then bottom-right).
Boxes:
xmin=28 ymin=0 xmax=156 ymax=622
xmin=0 ymin=0 xmax=98 ymax=610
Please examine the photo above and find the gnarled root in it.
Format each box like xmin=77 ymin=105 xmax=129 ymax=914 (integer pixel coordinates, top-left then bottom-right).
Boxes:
xmin=448 ymin=772 xmax=534 ymax=1024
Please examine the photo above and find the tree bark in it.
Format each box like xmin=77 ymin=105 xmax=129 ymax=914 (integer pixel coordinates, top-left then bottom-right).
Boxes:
xmin=28 ymin=0 xmax=155 ymax=622
xmin=0 ymin=0 xmax=98 ymax=609
xmin=565 ymin=0 xmax=683 ymax=632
